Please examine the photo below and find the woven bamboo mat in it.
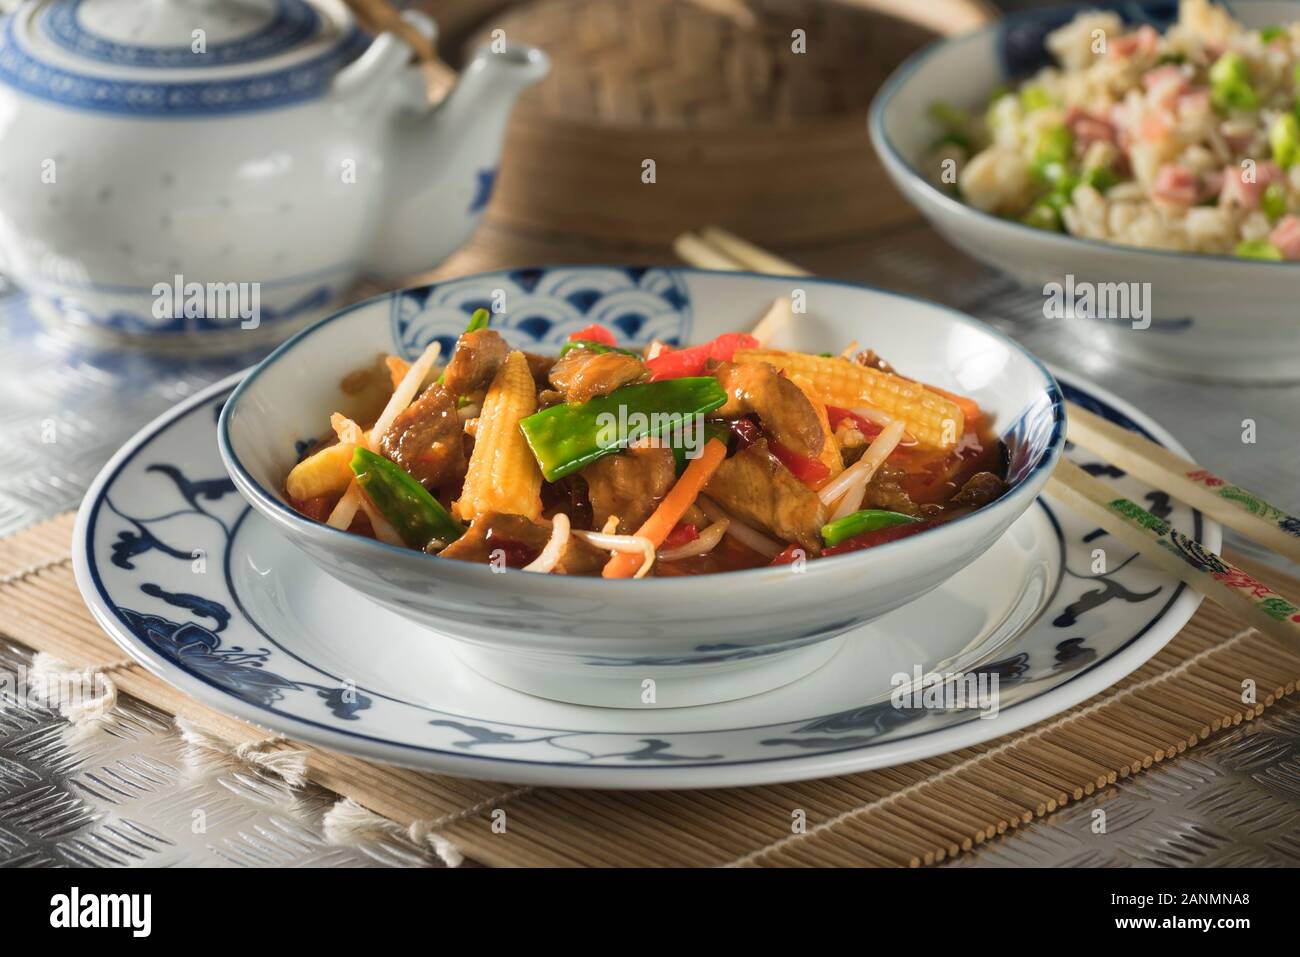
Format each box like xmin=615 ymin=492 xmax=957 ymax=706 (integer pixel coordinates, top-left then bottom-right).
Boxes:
xmin=4 ymin=512 xmax=1299 ymax=867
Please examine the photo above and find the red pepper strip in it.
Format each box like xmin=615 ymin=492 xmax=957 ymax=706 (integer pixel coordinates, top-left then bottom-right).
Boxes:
xmin=567 ymin=323 xmax=616 ymax=345
xmin=707 ymin=332 xmax=759 ymax=362
xmin=822 ymin=519 xmax=940 ymax=556
xmin=770 ymin=544 xmax=808 ymax=565
xmin=826 ymin=405 xmax=882 ymax=439
xmin=768 ymin=439 xmax=831 ymax=484
xmin=662 ymin=522 xmax=700 ymax=549
xmin=646 ymin=333 xmax=759 ymax=381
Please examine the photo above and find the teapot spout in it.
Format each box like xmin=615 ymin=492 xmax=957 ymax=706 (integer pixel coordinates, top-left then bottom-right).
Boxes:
xmin=366 ymin=43 xmax=549 ymax=279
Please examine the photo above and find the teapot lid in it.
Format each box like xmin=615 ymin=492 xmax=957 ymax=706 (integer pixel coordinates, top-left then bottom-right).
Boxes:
xmin=0 ymin=0 xmax=368 ymax=115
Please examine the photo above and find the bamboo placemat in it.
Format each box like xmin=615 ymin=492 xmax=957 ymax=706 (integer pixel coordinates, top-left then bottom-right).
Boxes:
xmin=4 ymin=512 xmax=1299 ymax=867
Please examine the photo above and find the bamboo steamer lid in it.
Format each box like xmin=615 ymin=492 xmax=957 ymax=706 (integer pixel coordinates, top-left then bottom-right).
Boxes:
xmin=451 ymin=0 xmax=994 ymax=244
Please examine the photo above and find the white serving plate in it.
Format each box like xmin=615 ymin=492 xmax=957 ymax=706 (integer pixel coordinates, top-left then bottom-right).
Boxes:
xmin=73 ymin=366 xmax=1216 ymax=788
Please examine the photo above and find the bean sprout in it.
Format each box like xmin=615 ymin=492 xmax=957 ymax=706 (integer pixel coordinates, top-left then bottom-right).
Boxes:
xmin=572 ymin=529 xmax=656 ymax=578
xmin=658 ymin=519 xmax=729 ymax=561
xmin=369 ymin=340 xmax=441 ymax=448
xmin=698 ymin=495 xmax=783 ymax=558
xmin=523 ymin=513 xmax=570 ymax=573
xmin=820 ymin=419 xmax=907 ymax=516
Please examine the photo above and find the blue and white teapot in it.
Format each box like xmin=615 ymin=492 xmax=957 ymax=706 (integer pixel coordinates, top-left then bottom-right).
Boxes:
xmin=0 ymin=0 xmax=548 ymax=348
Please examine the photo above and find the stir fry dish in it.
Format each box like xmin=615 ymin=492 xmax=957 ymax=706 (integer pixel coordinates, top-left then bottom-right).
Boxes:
xmin=929 ymin=0 xmax=1300 ymax=258
xmin=285 ymin=309 xmax=1009 ymax=578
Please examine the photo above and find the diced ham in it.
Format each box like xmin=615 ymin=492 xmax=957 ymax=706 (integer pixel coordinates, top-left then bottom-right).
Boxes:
xmin=1066 ymin=105 xmax=1117 ymax=147
xmin=1142 ymin=64 xmax=1187 ymax=92
xmin=1270 ymin=215 xmax=1300 ymax=260
xmin=1177 ymin=88 xmax=1212 ymax=115
xmin=1109 ymin=25 xmax=1159 ymax=59
xmin=1142 ymin=64 xmax=1189 ymax=112
xmin=1220 ymin=161 xmax=1283 ymax=210
xmin=1151 ymin=164 xmax=1199 ymax=205
xmin=1140 ymin=114 xmax=1171 ymax=143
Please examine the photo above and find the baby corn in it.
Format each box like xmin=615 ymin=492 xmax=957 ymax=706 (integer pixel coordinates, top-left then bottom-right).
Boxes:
xmin=454 ymin=351 xmax=543 ymax=521
xmin=734 ymin=348 xmax=965 ymax=450
xmin=285 ymin=443 xmax=355 ymax=501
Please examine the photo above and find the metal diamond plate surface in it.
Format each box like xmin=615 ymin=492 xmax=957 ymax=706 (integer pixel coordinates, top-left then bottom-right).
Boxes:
xmin=0 ymin=215 xmax=1298 ymax=866
xmin=0 ymin=638 xmax=444 ymax=867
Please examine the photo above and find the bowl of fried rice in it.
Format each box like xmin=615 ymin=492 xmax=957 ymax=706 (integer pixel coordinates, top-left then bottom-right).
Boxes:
xmin=871 ymin=0 xmax=1300 ymax=383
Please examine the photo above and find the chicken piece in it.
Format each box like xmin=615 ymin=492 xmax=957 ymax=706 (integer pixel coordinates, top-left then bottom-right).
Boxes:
xmin=377 ymin=386 xmax=466 ymax=489
xmin=441 ymin=329 xmax=509 ymax=396
xmin=438 ymin=511 xmax=606 ymax=575
xmin=704 ymin=440 xmax=826 ymax=552
xmin=712 ymin=360 xmax=824 ymax=458
xmin=580 ymin=446 xmax=676 ymax=535
xmin=548 ymin=348 xmax=649 ymax=404
xmin=949 ymin=471 xmax=1008 ymax=510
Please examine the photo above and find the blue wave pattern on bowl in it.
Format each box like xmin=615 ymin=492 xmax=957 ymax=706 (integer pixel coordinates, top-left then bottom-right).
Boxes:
xmin=0 ymin=14 xmax=367 ymax=116
xmin=389 ymin=266 xmax=693 ymax=359
xmin=41 ymin=0 xmax=319 ymax=69
xmin=85 ymin=379 xmax=1190 ymax=766
xmin=997 ymin=0 xmax=1179 ymax=75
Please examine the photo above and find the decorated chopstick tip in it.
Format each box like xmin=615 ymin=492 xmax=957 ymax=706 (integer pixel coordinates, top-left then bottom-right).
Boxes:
xmin=1106 ymin=495 xmax=1300 ymax=625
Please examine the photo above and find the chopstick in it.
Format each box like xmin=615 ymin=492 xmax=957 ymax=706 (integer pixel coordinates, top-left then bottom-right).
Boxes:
xmin=674 ymin=225 xmax=1300 ymax=645
xmin=1049 ymin=460 xmax=1300 ymax=645
xmin=1066 ymin=403 xmax=1300 ymax=565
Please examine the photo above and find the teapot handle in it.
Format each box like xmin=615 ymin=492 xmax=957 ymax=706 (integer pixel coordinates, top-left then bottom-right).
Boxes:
xmin=335 ymin=5 xmax=455 ymax=105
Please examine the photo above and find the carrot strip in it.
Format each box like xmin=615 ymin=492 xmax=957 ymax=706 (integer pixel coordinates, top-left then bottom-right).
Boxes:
xmin=925 ymin=385 xmax=980 ymax=426
xmin=386 ymin=355 xmax=410 ymax=391
xmin=602 ymin=438 xmax=728 ymax=578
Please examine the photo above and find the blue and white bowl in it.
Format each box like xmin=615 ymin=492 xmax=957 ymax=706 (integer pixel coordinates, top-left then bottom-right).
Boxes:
xmin=218 ymin=266 xmax=1065 ymax=707
xmin=869 ymin=0 xmax=1300 ymax=383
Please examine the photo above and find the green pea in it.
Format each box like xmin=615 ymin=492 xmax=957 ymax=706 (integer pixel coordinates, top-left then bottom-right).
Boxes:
xmin=1270 ymin=113 xmax=1300 ymax=168
xmin=1032 ymin=125 xmax=1074 ymax=167
xmin=1234 ymin=239 xmax=1283 ymax=260
xmin=1262 ymin=182 xmax=1288 ymax=221
xmin=1021 ymin=201 xmax=1063 ymax=232
xmin=1020 ymin=85 xmax=1055 ymax=112
xmin=1210 ymin=53 xmax=1257 ymax=112
xmin=1209 ymin=51 xmax=1250 ymax=87
xmin=1035 ymin=160 xmax=1078 ymax=192
xmin=1082 ymin=165 xmax=1120 ymax=192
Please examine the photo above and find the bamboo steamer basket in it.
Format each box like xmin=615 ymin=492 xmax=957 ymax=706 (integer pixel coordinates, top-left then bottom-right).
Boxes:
xmin=443 ymin=0 xmax=994 ymax=245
